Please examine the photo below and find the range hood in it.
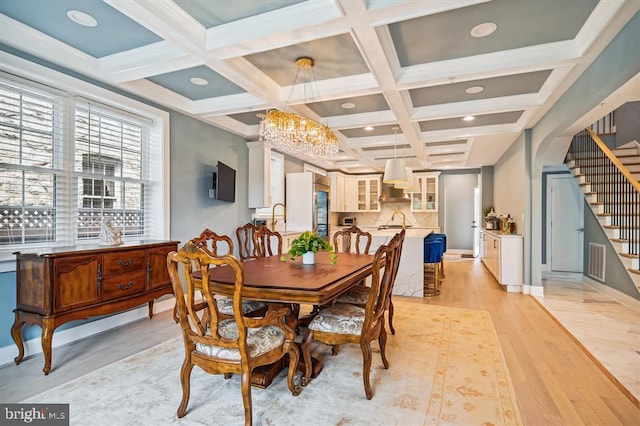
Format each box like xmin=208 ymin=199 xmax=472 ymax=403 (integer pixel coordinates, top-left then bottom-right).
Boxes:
xmin=378 ymin=183 xmax=411 ymax=203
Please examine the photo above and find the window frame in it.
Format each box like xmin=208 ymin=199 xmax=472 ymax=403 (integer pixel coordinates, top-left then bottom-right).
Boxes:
xmin=0 ymin=53 xmax=170 ymax=272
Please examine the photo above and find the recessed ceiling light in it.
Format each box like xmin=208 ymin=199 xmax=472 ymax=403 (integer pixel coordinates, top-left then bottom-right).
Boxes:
xmin=463 ymin=116 xmax=475 ymax=121
xmin=470 ymin=22 xmax=497 ymax=38
xmin=341 ymin=102 xmax=356 ymax=109
xmin=67 ymin=10 xmax=98 ymax=27
xmin=364 ymin=126 xmax=374 ymax=131
xmin=465 ymin=86 xmax=484 ymax=94
xmin=190 ymin=77 xmax=209 ymax=86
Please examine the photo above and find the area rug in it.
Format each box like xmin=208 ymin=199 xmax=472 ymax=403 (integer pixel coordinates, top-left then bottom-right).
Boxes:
xmin=23 ymin=302 xmax=522 ymax=425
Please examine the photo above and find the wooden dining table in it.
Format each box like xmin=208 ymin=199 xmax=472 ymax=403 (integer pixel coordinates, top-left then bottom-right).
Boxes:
xmin=204 ymin=251 xmax=375 ymax=387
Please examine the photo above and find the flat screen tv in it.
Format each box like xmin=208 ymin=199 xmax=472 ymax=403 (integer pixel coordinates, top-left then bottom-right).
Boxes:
xmin=211 ymin=161 xmax=236 ymax=202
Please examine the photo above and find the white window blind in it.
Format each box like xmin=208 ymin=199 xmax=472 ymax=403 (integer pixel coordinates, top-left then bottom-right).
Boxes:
xmin=74 ymin=100 xmax=149 ymax=240
xmin=0 ymin=76 xmax=66 ymax=246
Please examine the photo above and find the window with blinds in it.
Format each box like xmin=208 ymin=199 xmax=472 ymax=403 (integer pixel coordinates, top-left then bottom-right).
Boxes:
xmin=74 ymin=101 xmax=149 ymax=240
xmin=0 ymin=74 xmax=155 ymax=250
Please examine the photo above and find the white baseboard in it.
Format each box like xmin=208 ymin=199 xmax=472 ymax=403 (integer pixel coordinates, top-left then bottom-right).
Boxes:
xmin=582 ymin=276 xmax=640 ymax=313
xmin=0 ymin=297 xmax=175 ymax=368
xmin=523 ymin=284 xmax=545 ymax=297
xmin=541 ymin=263 xmax=550 ymax=272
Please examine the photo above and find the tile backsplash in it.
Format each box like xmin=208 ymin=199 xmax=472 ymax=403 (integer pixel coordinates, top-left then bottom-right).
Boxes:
xmin=332 ymin=204 xmax=438 ymax=229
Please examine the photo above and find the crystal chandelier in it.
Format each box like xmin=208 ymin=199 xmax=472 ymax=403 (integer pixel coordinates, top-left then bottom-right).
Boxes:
xmin=259 ymin=57 xmax=339 ymax=159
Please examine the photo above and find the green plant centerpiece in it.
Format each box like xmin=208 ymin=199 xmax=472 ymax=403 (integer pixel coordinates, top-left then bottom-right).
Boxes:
xmin=281 ymin=230 xmax=337 ymax=265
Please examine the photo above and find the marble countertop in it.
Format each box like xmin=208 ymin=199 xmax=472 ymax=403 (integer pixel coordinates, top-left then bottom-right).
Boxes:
xmin=481 ymin=229 xmax=522 ymax=238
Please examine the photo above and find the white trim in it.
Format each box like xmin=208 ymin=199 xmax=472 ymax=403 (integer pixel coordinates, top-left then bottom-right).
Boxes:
xmin=525 ymin=284 xmax=545 ymax=297
xmin=582 ymin=275 xmax=640 ymax=313
xmin=505 ymin=284 xmax=523 ymax=293
xmin=0 ymin=298 xmax=175 ymax=367
xmin=303 ymin=163 xmax=327 ymax=175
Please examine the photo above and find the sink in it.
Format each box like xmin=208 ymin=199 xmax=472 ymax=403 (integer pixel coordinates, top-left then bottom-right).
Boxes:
xmin=377 ymin=224 xmax=412 ymax=230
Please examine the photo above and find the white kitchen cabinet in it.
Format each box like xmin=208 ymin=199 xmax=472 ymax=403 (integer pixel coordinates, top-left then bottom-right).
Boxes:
xmin=282 ymin=232 xmax=303 ymax=253
xmin=247 ymin=142 xmax=283 ymax=208
xmin=411 ymin=172 xmax=440 ymax=212
xmin=480 ymin=230 xmax=523 ymax=292
xmin=356 ymin=175 xmax=381 ymax=212
xmin=329 ymin=172 xmax=357 ymax=212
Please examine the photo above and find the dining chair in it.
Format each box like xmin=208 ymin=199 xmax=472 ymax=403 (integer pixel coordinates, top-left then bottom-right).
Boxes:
xmin=192 ymin=229 xmax=266 ymax=318
xmin=335 ymin=229 xmax=405 ymax=335
xmin=236 ymin=223 xmax=261 ymax=261
xmin=254 ymin=226 xmax=283 ymax=257
xmin=300 ymin=238 xmax=398 ymax=399
xmin=252 ymin=226 xmax=301 ymax=321
xmin=332 ymin=225 xmax=372 ymax=254
xmin=167 ymin=240 xmax=301 ymax=425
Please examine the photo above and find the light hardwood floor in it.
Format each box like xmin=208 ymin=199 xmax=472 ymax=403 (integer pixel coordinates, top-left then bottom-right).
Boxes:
xmin=1 ymin=257 xmax=638 ymax=425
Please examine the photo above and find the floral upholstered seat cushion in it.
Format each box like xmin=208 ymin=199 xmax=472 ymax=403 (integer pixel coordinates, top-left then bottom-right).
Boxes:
xmin=308 ymin=303 xmax=366 ymax=335
xmin=335 ymin=285 xmax=370 ymax=306
xmin=216 ymin=297 xmax=266 ymax=315
xmin=195 ymin=319 xmax=285 ymax=361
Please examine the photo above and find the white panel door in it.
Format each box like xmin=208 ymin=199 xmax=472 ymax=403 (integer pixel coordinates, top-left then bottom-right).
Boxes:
xmin=550 ymin=176 xmax=583 ymax=272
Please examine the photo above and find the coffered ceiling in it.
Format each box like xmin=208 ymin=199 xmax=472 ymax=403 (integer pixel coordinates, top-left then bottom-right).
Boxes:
xmin=0 ymin=0 xmax=636 ymax=173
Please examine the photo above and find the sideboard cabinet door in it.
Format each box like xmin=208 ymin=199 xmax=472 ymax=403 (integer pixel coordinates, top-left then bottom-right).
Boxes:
xmin=147 ymin=245 xmax=175 ymax=289
xmin=54 ymin=255 xmax=101 ymax=312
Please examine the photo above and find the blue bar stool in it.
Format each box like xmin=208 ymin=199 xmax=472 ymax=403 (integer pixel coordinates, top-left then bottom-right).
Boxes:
xmin=426 ymin=233 xmax=447 ymax=279
xmin=423 ymin=239 xmax=442 ymax=297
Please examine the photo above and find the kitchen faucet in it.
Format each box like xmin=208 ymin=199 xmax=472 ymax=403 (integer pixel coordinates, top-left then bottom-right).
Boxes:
xmin=391 ymin=210 xmax=406 ymax=229
xmin=271 ymin=202 xmax=286 ymax=230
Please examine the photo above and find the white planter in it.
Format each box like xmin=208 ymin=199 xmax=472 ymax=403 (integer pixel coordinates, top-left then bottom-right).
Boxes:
xmin=302 ymin=251 xmax=315 ymax=265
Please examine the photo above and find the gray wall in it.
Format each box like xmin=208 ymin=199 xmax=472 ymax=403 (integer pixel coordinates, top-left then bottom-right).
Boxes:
xmin=169 ymin=113 xmax=252 ymax=256
xmin=615 ymin=101 xmax=640 ymax=147
xmin=480 ymin=166 xmax=494 ymax=216
xmin=583 ymin=200 xmax=637 ymax=297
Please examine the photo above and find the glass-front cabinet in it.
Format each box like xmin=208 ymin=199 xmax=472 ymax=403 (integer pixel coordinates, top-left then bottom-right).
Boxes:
xmin=411 ymin=172 xmax=440 ymax=212
xmin=356 ymin=175 xmax=381 ymax=211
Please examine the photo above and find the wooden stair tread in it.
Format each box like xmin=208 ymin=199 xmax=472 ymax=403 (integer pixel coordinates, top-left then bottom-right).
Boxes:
xmin=629 ymin=269 xmax=640 ymax=276
xmin=611 ymin=237 xmax=640 ymax=243
xmin=619 ymin=253 xmax=639 ymax=259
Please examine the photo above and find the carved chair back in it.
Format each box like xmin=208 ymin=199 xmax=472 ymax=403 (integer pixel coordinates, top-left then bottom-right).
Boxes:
xmin=193 ymin=228 xmax=234 ymax=257
xmin=332 ymin=226 xmax=372 ymax=254
xmin=235 ymin=223 xmax=260 ymax=261
xmin=254 ymin=227 xmax=283 ymax=257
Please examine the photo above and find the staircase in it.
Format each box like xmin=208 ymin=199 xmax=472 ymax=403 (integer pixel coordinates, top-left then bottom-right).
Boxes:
xmin=566 ymin=129 xmax=640 ymax=291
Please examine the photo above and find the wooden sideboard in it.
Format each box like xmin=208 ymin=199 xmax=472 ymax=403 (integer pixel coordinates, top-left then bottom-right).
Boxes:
xmin=11 ymin=240 xmax=179 ymax=375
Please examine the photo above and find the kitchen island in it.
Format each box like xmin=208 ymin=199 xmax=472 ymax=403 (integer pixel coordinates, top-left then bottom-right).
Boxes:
xmin=333 ymin=226 xmax=439 ymax=298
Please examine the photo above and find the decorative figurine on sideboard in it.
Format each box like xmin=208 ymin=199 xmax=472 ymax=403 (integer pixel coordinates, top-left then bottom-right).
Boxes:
xmin=99 ymin=218 xmax=123 ymax=245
